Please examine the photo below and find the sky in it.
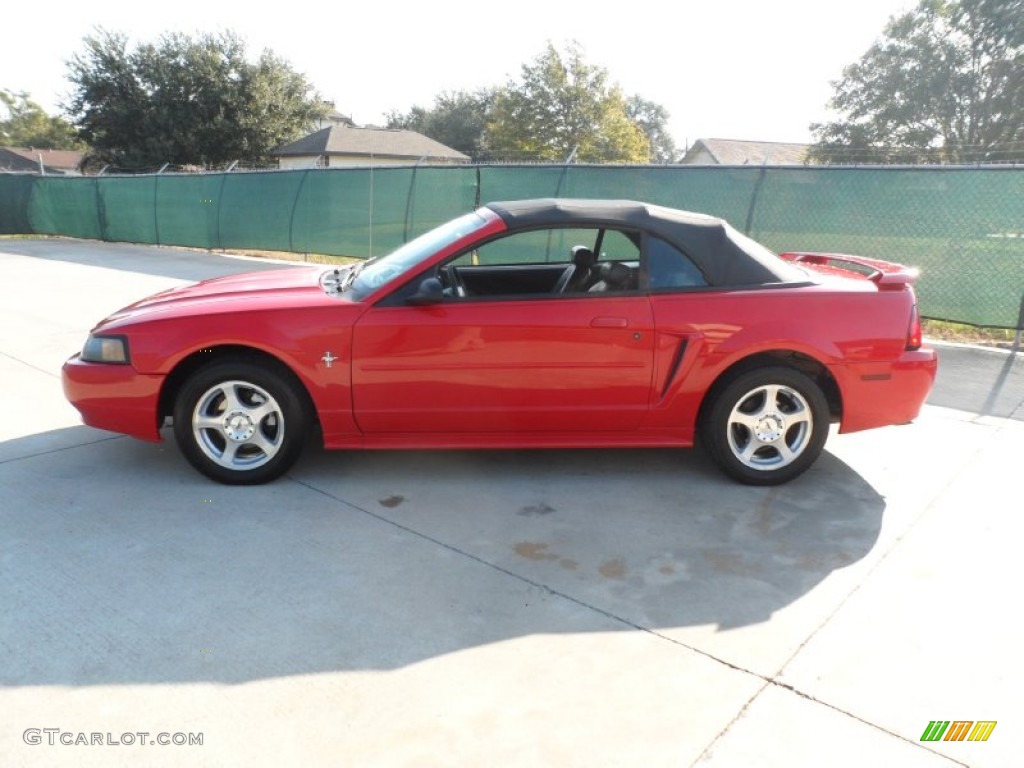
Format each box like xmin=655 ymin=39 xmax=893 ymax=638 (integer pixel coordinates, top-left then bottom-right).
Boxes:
xmin=2 ymin=0 xmax=915 ymax=150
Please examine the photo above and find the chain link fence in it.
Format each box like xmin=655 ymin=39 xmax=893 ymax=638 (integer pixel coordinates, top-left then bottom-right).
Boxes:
xmin=1 ymin=164 xmax=1021 ymax=328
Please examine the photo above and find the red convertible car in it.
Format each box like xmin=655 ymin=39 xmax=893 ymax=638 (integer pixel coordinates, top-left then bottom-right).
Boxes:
xmin=62 ymin=199 xmax=937 ymax=485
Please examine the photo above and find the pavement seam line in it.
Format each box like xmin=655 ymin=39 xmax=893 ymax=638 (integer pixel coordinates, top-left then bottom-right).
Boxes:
xmin=0 ymin=434 xmax=125 ymax=466
xmin=690 ymin=681 xmax=770 ymax=766
xmin=693 ymin=680 xmax=969 ymax=768
xmin=288 ymin=475 xmax=769 ymax=678
xmin=0 ymin=348 xmax=60 ymax=379
xmin=290 ymin=474 xmax=974 ymax=768
xmin=772 ymin=415 xmax=994 ymax=663
xmin=768 ymin=682 xmax=969 ymax=767
xmin=743 ymin=416 xmax=1000 ymax=763
xmin=1009 ymin=391 xmax=1024 ymax=420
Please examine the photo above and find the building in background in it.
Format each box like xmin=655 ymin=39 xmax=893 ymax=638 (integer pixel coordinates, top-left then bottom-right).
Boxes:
xmin=273 ymin=124 xmax=469 ymax=169
xmin=679 ymin=139 xmax=810 ymax=165
xmin=309 ymin=103 xmax=356 ymax=132
xmin=0 ymin=147 xmax=84 ymax=174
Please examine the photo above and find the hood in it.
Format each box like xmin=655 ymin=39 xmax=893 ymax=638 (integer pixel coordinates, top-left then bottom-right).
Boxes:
xmin=97 ymin=265 xmax=335 ymax=328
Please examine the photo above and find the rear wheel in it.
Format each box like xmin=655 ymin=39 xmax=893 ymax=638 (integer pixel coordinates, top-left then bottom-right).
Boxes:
xmin=702 ymin=366 xmax=829 ymax=485
xmin=172 ymin=359 xmax=310 ymax=484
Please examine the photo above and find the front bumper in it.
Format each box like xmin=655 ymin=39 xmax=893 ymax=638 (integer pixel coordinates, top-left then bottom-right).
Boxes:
xmin=61 ymin=354 xmax=165 ymax=441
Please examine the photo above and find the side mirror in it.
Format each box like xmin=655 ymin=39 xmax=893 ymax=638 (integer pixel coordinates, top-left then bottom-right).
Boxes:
xmin=406 ymin=277 xmax=445 ymax=306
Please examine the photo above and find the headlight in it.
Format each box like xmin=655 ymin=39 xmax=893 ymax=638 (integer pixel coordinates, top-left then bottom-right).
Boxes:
xmin=81 ymin=334 xmax=130 ymax=364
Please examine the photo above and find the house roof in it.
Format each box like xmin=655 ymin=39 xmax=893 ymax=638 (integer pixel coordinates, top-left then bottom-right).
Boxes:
xmin=0 ymin=147 xmax=84 ymax=173
xmin=272 ymin=125 xmax=469 ymax=162
xmin=324 ymin=109 xmax=355 ymax=126
xmin=310 ymin=106 xmax=355 ymax=129
xmin=680 ymin=138 xmax=810 ymax=165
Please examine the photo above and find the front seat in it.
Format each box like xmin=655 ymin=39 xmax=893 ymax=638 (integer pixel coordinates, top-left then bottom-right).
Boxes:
xmin=587 ymin=262 xmax=633 ymax=293
xmin=553 ymin=245 xmax=598 ymax=293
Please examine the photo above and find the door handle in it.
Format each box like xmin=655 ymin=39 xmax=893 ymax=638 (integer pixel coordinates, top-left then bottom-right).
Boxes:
xmin=590 ymin=316 xmax=629 ymax=328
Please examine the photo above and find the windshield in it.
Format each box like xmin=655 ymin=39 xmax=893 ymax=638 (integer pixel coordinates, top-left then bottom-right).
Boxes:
xmin=345 ymin=210 xmax=492 ymax=301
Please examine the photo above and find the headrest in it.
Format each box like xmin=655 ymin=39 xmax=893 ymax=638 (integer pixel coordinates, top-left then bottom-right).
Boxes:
xmin=571 ymin=246 xmax=597 ymax=268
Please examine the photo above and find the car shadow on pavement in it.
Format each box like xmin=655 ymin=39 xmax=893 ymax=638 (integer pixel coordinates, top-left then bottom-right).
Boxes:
xmin=1 ymin=426 xmax=884 ymax=687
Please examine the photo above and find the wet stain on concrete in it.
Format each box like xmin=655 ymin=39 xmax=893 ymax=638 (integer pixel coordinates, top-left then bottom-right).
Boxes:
xmin=518 ymin=502 xmax=556 ymax=517
xmin=702 ymin=550 xmax=761 ymax=577
xmin=703 ymin=550 xmax=742 ymax=573
xmin=659 ymin=565 xmax=675 ymax=575
xmin=599 ymin=558 xmax=626 ymax=580
xmin=378 ymin=495 xmax=405 ymax=508
xmin=559 ymin=558 xmax=579 ymax=571
xmin=513 ymin=542 xmax=559 ymax=561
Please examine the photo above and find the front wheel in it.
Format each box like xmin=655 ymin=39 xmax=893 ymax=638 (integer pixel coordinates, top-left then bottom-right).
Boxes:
xmin=173 ymin=359 xmax=310 ymax=484
xmin=701 ymin=366 xmax=829 ymax=485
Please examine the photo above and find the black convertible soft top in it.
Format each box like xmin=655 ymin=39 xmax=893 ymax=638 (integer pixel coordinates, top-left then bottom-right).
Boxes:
xmin=485 ymin=198 xmax=803 ymax=287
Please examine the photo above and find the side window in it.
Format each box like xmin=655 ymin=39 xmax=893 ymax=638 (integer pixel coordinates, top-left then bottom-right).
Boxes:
xmin=399 ymin=226 xmax=646 ymax=302
xmin=387 ymin=228 xmax=703 ymax=304
xmin=452 ymin=227 xmax=598 ymax=267
xmin=645 ymin=236 xmax=707 ymax=289
xmin=597 ymin=230 xmax=640 ymax=263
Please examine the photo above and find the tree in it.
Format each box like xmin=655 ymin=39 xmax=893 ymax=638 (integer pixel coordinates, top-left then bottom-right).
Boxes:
xmin=810 ymin=0 xmax=1024 ymax=164
xmin=626 ymin=96 xmax=677 ymax=163
xmin=0 ymin=89 xmax=81 ymax=149
xmin=484 ymin=43 xmax=651 ymax=163
xmin=64 ymin=29 xmax=327 ymax=168
xmin=386 ymin=89 xmax=497 ymax=160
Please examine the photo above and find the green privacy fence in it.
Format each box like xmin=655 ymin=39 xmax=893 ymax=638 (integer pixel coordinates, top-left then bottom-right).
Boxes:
xmin=11 ymin=168 xmax=481 ymax=256
xmin=1 ymin=165 xmax=1021 ymax=328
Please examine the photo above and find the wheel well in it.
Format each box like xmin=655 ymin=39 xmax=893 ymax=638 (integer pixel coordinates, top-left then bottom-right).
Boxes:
xmin=697 ymin=351 xmax=842 ymax=431
xmin=158 ymin=345 xmax=317 ymax=427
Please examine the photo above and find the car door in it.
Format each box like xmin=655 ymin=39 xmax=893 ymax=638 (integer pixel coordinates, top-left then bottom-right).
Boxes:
xmin=350 ymin=228 xmax=655 ymax=434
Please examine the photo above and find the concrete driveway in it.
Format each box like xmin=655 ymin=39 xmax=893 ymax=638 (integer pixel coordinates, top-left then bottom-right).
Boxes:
xmin=1 ymin=238 xmax=1020 ymax=767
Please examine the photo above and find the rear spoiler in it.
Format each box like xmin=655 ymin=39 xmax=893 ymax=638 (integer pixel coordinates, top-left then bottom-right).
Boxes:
xmin=779 ymin=252 xmax=920 ymax=291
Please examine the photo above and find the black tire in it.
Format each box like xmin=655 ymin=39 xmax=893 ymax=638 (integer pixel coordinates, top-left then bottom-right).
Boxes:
xmin=172 ymin=359 xmax=310 ymax=484
xmin=701 ymin=366 xmax=829 ymax=485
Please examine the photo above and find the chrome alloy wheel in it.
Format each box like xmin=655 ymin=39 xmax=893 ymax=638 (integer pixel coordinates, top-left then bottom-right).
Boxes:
xmin=725 ymin=383 xmax=813 ymax=470
xmin=191 ymin=380 xmax=284 ymax=470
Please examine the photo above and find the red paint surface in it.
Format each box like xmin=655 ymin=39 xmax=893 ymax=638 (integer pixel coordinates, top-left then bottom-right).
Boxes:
xmin=62 ymin=216 xmax=937 ymax=452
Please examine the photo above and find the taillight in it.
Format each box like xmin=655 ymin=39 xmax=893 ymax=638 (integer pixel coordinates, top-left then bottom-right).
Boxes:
xmin=906 ymin=305 xmax=922 ymax=350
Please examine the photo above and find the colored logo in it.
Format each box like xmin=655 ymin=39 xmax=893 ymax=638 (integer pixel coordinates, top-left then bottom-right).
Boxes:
xmin=920 ymin=721 xmax=996 ymax=742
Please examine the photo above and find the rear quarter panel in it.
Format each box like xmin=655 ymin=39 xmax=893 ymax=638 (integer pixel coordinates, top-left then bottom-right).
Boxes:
xmin=649 ymin=277 xmax=934 ymax=434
